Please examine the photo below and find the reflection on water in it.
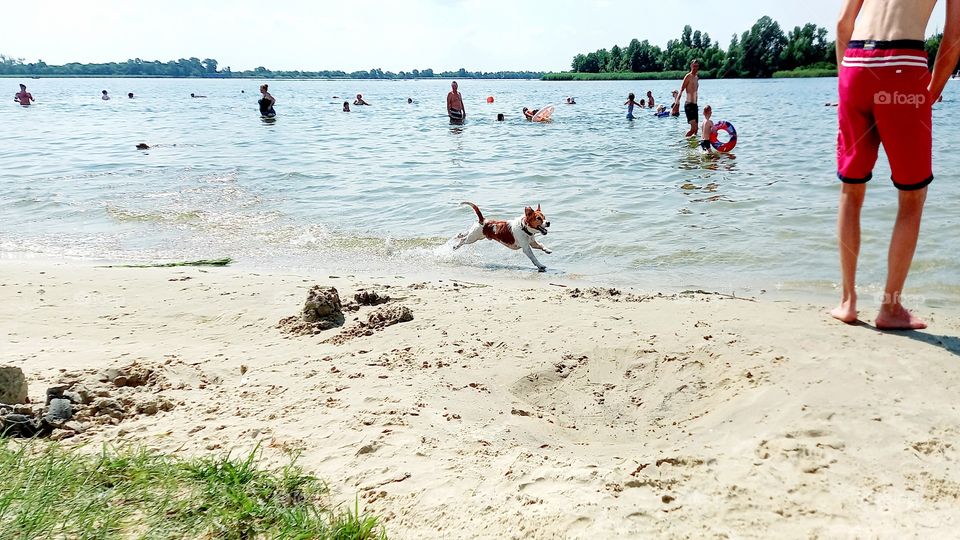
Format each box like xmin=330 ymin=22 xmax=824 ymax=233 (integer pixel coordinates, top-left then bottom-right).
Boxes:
xmin=0 ymin=77 xmax=958 ymax=305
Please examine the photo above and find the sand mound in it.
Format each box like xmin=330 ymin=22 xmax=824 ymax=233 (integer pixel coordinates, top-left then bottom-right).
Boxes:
xmin=326 ymin=304 xmax=413 ymax=345
xmin=278 ymin=286 xmax=346 ymax=336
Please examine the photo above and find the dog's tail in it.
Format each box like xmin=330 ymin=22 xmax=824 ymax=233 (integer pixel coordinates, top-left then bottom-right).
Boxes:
xmin=460 ymin=201 xmax=484 ymax=223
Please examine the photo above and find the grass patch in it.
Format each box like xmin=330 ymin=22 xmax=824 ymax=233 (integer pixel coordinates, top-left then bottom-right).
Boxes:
xmin=99 ymin=257 xmax=233 ymax=268
xmin=772 ymin=68 xmax=837 ymax=78
xmin=542 ymin=70 xmax=693 ymax=81
xmin=0 ymin=442 xmax=386 ymax=539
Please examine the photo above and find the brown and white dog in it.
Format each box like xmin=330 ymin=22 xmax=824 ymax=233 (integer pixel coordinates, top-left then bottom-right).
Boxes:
xmin=454 ymin=202 xmax=552 ymax=272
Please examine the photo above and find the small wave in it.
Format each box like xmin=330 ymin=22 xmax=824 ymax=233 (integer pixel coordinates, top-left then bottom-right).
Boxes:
xmin=106 ymin=206 xmax=203 ymax=223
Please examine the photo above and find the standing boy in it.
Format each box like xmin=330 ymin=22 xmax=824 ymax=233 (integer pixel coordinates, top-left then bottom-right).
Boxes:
xmin=832 ymin=0 xmax=959 ymax=329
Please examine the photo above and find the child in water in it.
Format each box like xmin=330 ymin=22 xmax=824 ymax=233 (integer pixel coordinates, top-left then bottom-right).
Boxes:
xmin=699 ymin=105 xmax=715 ymax=152
xmin=624 ymin=93 xmax=642 ymax=120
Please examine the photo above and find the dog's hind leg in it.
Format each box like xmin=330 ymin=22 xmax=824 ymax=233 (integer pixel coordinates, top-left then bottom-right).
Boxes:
xmin=454 ymin=225 xmax=483 ymax=250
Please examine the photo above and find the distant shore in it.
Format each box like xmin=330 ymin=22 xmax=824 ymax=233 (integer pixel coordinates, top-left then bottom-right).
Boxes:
xmin=543 ymin=69 xmax=837 ymax=81
xmin=3 ymin=71 xmax=838 ymax=81
xmin=0 ymin=74 xmax=543 ymax=81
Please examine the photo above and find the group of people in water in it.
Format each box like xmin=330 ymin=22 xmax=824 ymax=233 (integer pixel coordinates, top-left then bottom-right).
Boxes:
xmin=13 ymin=84 xmax=213 ymax=104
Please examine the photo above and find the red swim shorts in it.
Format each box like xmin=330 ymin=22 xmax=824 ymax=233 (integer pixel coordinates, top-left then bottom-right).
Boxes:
xmin=837 ymin=40 xmax=933 ymax=190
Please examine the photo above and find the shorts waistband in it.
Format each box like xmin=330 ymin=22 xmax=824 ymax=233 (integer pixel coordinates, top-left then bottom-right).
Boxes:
xmin=847 ymin=40 xmax=925 ymax=51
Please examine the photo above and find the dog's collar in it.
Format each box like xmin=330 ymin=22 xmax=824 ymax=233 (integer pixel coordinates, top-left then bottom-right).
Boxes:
xmin=521 ymin=224 xmax=535 ymax=236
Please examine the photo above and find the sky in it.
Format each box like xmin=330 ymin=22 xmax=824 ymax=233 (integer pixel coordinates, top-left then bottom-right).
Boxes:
xmin=2 ymin=0 xmax=949 ymax=72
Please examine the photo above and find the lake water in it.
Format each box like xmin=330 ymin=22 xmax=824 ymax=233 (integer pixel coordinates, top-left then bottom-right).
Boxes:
xmin=2 ymin=77 xmax=958 ymax=307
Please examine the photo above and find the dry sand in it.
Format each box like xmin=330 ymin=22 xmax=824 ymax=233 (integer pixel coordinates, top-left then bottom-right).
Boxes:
xmin=2 ymin=259 xmax=960 ymax=538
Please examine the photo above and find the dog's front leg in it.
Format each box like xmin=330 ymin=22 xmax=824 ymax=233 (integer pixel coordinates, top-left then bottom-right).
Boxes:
xmin=530 ymin=239 xmax=552 ymax=254
xmin=523 ymin=246 xmax=547 ymax=272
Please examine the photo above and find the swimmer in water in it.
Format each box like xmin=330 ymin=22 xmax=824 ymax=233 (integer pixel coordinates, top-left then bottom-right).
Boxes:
xmin=353 ymin=94 xmax=370 ymax=106
xmin=101 ymin=90 xmax=111 ymax=100
xmin=699 ymin=105 xmax=715 ymax=152
xmin=259 ymin=84 xmax=276 ymax=117
xmin=522 ymin=107 xmax=540 ymax=121
xmin=190 ymin=93 xmax=207 ymax=98
xmin=624 ymin=93 xmax=642 ymax=120
xmin=343 ymin=101 xmax=350 ymax=112
xmin=14 ymin=84 xmax=34 ymax=105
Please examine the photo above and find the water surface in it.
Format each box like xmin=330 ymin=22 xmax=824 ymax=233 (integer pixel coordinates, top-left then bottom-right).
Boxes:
xmin=1 ymin=77 xmax=957 ymax=307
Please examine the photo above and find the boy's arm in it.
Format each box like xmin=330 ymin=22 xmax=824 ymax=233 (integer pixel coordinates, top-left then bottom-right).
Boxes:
xmin=836 ymin=0 xmax=864 ymax=65
xmin=930 ymin=0 xmax=960 ymax=101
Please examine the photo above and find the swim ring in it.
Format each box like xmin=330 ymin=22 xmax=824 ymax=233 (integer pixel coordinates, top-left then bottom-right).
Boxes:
xmin=531 ymin=105 xmax=554 ymax=122
xmin=710 ymin=120 xmax=737 ymax=152
xmin=655 ymin=111 xmax=670 ymax=118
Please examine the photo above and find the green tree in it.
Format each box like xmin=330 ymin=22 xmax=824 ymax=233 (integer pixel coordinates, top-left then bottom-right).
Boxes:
xmin=202 ymin=58 xmax=218 ymax=74
xmin=609 ymin=45 xmax=623 ymax=72
xmin=719 ymin=34 xmax=743 ymax=78
xmin=738 ymin=16 xmax=787 ymax=77
xmin=780 ymin=23 xmax=829 ymax=71
xmin=631 ymin=40 xmax=663 ymax=72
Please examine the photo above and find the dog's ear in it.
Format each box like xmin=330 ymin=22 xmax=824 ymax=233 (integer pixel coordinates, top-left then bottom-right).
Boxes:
xmin=536 ymin=204 xmax=541 ymax=211
xmin=524 ymin=206 xmax=534 ymax=216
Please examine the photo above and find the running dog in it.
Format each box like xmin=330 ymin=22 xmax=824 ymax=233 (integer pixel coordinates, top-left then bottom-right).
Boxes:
xmin=454 ymin=202 xmax=552 ymax=272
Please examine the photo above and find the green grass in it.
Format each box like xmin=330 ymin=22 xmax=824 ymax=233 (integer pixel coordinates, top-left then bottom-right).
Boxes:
xmin=772 ymin=68 xmax=838 ymax=78
xmin=99 ymin=257 xmax=233 ymax=268
xmin=0 ymin=441 xmax=386 ymax=540
xmin=542 ymin=70 xmax=693 ymax=81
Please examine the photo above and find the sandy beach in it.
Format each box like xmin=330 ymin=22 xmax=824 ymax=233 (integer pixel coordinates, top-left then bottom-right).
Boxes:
xmin=2 ymin=259 xmax=959 ymax=538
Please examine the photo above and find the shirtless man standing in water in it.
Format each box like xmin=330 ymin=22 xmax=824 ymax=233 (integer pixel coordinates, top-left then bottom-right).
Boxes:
xmin=675 ymin=59 xmax=700 ymax=137
xmin=447 ymin=81 xmax=465 ymax=123
xmin=14 ymin=84 xmax=34 ymax=105
xmin=831 ymin=0 xmax=959 ymax=330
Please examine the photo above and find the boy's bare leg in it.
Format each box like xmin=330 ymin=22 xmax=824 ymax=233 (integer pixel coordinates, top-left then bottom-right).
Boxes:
xmin=876 ymin=188 xmax=928 ymax=330
xmin=831 ymin=183 xmax=866 ymax=324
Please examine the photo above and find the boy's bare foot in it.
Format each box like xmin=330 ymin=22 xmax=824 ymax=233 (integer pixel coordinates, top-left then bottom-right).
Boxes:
xmin=830 ymin=299 xmax=858 ymax=324
xmin=876 ymin=305 xmax=927 ymax=330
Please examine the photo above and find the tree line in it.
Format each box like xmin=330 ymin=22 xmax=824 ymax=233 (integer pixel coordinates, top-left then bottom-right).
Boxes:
xmin=570 ymin=16 xmax=956 ymax=78
xmin=0 ymin=56 xmax=543 ymax=80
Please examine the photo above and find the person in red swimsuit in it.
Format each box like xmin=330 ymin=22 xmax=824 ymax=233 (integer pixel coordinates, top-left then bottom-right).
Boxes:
xmin=832 ymin=0 xmax=960 ymax=330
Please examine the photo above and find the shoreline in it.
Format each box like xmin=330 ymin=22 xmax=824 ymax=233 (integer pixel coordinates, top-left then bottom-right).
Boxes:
xmin=3 ymin=251 xmax=953 ymax=321
xmin=3 ymin=258 xmax=960 ymax=537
